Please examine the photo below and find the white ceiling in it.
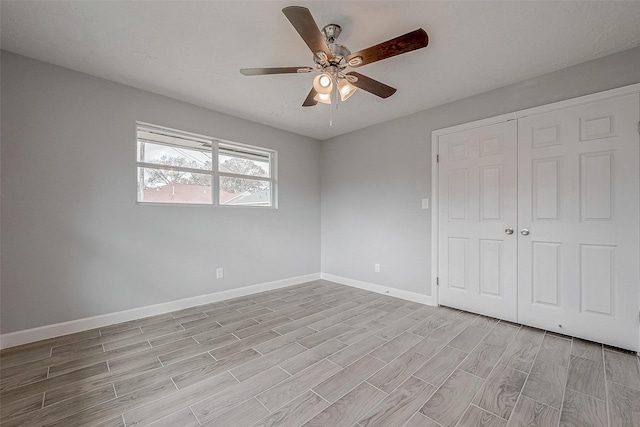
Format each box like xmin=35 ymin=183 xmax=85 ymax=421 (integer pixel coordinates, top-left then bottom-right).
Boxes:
xmin=2 ymin=1 xmax=640 ymax=140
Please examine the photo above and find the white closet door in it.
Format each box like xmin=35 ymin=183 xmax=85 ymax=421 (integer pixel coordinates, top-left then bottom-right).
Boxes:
xmin=518 ymin=94 xmax=640 ymax=350
xmin=438 ymin=121 xmax=518 ymax=321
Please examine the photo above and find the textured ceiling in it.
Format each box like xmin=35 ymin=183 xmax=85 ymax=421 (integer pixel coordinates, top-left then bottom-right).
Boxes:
xmin=2 ymin=1 xmax=640 ymax=140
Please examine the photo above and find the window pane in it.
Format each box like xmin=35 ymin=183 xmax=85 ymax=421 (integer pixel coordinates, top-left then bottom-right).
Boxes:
xmin=138 ymin=141 xmax=212 ymax=171
xmin=219 ymin=177 xmax=272 ymax=206
xmin=138 ymin=167 xmax=212 ymax=204
xmin=218 ymin=154 xmax=270 ymax=178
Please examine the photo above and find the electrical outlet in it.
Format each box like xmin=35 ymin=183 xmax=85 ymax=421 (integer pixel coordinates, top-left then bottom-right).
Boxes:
xmin=374 ymin=263 xmax=380 ymax=273
xmin=421 ymin=198 xmax=429 ymax=209
xmin=216 ymin=268 xmax=224 ymax=279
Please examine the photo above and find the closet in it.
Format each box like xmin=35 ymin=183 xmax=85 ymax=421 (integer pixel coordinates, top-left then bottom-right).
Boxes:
xmin=434 ymin=90 xmax=640 ymax=350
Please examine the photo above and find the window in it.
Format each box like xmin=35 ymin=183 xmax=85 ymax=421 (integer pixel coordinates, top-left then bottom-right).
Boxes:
xmin=136 ymin=123 xmax=276 ymax=207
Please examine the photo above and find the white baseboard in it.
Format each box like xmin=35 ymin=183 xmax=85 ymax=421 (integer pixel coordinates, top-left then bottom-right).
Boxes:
xmin=0 ymin=272 xmax=433 ymax=350
xmin=0 ymin=273 xmax=321 ymax=350
xmin=321 ymin=273 xmax=434 ymax=306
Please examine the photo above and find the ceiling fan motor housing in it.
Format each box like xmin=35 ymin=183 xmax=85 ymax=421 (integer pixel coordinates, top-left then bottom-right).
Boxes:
xmin=328 ymin=43 xmax=350 ymax=64
xmin=314 ymin=44 xmax=350 ymax=69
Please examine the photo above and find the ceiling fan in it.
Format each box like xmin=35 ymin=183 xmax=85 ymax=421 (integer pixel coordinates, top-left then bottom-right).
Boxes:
xmin=240 ymin=6 xmax=429 ymax=107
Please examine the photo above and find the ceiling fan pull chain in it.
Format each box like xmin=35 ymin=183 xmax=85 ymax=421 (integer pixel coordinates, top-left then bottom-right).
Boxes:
xmin=329 ymin=100 xmax=333 ymax=126
xmin=329 ymin=78 xmax=337 ymax=126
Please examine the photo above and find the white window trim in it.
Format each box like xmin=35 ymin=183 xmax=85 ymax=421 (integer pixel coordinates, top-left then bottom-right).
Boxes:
xmin=136 ymin=122 xmax=278 ymax=208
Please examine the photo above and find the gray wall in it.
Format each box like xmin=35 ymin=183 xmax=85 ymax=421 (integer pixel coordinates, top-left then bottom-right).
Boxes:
xmin=321 ymin=46 xmax=640 ymax=297
xmin=3 ymin=46 xmax=640 ymax=334
xmin=1 ymin=51 xmax=321 ymax=333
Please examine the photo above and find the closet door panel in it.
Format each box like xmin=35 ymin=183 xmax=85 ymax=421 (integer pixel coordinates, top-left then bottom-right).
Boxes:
xmin=517 ymin=93 xmax=640 ymax=350
xmin=438 ymin=121 xmax=518 ymax=321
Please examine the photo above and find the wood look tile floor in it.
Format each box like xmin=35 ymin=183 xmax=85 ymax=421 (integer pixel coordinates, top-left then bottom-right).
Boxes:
xmin=1 ymin=280 xmax=639 ymax=427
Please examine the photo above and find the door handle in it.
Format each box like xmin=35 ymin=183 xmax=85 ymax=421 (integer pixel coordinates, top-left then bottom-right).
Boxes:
xmin=505 ymin=228 xmax=514 ymax=235
xmin=521 ymin=229 xmax=530 ymax=236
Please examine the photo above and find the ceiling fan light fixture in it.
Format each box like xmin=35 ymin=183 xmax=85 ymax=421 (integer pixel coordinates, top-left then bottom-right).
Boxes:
xmin=313 ymin=73 xmax=333 ymax=94
xmin=338 ymin=79 xmax=357 ymax=101
xmin=313 ymin=92 xmax=332 ymax=104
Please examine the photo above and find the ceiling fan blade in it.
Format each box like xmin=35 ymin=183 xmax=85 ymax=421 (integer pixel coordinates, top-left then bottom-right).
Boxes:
xmin=346 ymin=72 xmax=397 ymax=98
xmin=240 ymin=67 xmax=313 ymax=76
xmin=347 ymin=29 xmax=428 ymax=67
xmin=302 ymin=87 xmax=318 ymax=107
xmin=282 ymin=6 xmax=332 ymax=60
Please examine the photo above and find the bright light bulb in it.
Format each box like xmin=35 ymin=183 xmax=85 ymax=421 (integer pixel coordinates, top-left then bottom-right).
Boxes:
xmin=319 ymin=75 xmax=331 ymax=87
xmin=313 ymin=73 xmax=333 ymax=95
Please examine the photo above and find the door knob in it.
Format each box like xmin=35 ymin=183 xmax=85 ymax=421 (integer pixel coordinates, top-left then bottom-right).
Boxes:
xmin=521 ymin=229 xmax=530 ymax=236
xmin=505 ymin=228 xmax=514 ymax=235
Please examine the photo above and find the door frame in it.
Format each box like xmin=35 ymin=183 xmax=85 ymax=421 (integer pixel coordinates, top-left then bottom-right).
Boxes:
xmin=430 ymin=83 xmax=640 ymax=325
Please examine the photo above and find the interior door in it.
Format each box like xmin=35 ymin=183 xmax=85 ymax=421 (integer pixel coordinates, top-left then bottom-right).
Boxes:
xmin=438 ymin=120 xmax=518 ymax=321
xmin=518 ymin=94 xmax=640 ymax=350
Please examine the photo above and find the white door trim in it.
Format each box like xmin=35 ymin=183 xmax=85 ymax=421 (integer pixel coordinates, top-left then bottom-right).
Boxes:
xmin=430 ymin=82 xmax=640 ymax=304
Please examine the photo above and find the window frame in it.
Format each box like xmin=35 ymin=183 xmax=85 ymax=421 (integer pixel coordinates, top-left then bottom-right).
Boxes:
xmin=136 ymin=122 xmax=277 ymax=208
